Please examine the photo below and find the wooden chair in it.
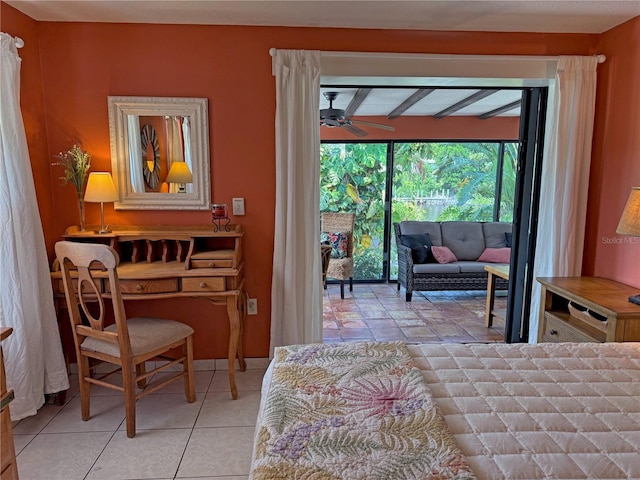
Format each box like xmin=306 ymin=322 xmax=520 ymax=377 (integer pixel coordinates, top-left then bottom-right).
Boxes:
xmin=55 ymin=241 xmax=196 ymax=438
xmin=321 ymin=212 xmax=355 ymax=299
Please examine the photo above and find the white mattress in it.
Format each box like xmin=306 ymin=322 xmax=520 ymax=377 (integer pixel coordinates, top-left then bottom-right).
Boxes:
xmin=408 ymin=342 xmax=640 ymax=480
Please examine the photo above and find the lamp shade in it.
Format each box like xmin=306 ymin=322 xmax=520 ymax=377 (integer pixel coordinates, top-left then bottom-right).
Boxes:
xmin=165 ymin=162 xmax=193 ymax=184
xmin=616 ymin=187 xmax=640 ymax=236
xmin=84 ymin=172 xmax=118 ymax=203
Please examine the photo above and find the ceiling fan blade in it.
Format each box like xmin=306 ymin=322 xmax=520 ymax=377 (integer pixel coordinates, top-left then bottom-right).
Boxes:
xmin=343 ymin=124 xmax=368 ymax=138
xmin=321 ymin=119 xmax=342 ymax=127
xmin=351 ymin=119 xmax=395 ymax=132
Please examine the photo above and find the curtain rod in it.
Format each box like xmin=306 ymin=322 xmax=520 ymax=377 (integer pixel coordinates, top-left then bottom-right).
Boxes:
xmin=269 ymin=49 xmax=606 ymax=64
xmin=14 ymin=36 xmax=24 ymax=48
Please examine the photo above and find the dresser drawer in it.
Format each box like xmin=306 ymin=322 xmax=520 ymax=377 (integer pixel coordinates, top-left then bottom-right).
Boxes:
xmin=542 ymin=314 xmax=602 ymax=343
xmin=112 ymin=278 xmax=179 ymax=295
xmin=182 ymin=277 xmax=226 ymax=292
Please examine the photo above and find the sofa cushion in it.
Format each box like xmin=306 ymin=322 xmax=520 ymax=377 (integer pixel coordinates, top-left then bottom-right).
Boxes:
xmin=413 ymin=263 xmax=461 ymax=274
xmin=441 ymin=222 xmax=485 ymax=260
xmin=400 ymin=233 xmax=433 ymax=264
xmin=477 ymin=247 xmax=511 ymax=263
xmin=399 ymin=221 xmax=443 ymax=246
xmin=432 ymin=246 xmax=458 ymax=264
xmin=456 ymin=261 xmax=491 ymax=273
xmin=482 ymin=222 xmax=512 ymax=248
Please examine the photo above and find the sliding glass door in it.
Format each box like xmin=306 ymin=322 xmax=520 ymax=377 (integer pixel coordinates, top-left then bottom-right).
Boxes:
xmin=321 ymin=140 xmax=518 ymax=282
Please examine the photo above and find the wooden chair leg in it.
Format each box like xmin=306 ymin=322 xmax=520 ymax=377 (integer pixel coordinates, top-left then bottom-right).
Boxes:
xmin=340 ymin=280 xmax=345 ymax=299
xmin=122 ymin=364 xmax=137 ymax=438
xmin=349 ymin=277 xmax=353 ymax=292
xmin=78 ymin=354 xmax=91 ymax=421
xmin=184 ymin=336 xmax=196 ymax=403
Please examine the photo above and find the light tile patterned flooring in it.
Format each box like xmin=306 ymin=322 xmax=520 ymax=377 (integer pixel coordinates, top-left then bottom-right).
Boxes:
xmin=13 ymin=283 xmax=505 ymax=479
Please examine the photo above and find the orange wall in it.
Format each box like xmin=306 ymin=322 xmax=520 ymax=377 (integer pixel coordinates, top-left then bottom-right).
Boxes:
xmin=584 ymin=16 xmax=640 ymax=287
xmin=4 ymin=2 xmax=610 ymax=358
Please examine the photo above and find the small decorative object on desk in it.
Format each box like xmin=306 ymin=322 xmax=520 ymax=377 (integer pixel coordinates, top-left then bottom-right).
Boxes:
xmin=211 ymin=203 xmax=230 ymax=232
xmin=53 ymin=144 xmax=91 ymax=231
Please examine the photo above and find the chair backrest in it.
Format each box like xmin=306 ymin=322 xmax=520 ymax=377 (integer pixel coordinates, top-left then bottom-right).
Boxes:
xmin=54 ymin=241 xmax=131 ymax=356
xmin=321 ymin=212 xmax=355 ymax=257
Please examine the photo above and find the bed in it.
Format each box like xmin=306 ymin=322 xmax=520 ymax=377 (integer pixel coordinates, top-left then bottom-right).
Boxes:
xmin=249 ymin=341 xmax=640 ymax=479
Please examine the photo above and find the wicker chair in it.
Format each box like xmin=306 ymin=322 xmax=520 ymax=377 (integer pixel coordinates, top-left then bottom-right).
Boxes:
xmin=321 ymin=212 xmax=355 ymax=299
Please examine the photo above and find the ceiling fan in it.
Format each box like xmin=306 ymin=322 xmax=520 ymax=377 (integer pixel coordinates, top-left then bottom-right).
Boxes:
xmin=320 ymin=91 xmax=395 ymax=137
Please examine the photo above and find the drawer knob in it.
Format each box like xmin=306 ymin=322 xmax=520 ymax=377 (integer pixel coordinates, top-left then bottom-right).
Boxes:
xmin=550 ymin=329 xmax=558 ymax=335
xmin=208 ymin=262 xmax=214 ymax=267
xmin=135 ymin=284 xmax=143 ymax=291
xmin=199 ymin=282 xmax=207 ymax=288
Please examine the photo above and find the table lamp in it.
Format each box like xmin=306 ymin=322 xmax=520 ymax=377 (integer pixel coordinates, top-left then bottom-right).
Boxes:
xmin=165 ymin=162 xmax=193 ymax=193
xmin=616 ymin=186 xmax=640 ymax=305
xmin=84 ymin=172 xmax=118 ymax=234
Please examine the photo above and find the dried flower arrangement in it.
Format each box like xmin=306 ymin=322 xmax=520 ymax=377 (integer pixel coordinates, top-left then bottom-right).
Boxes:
xmin=53 ymin=144 xmax=91 ymax=230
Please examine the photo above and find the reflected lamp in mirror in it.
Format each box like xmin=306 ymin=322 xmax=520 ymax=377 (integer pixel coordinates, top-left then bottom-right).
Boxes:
xmin=616 ymin=186 xmax=640 ymax=305
xmin=165 ymin=162 xmax=193 ymax=193
xmin=84 ymin=172 xmax=118 ymax=234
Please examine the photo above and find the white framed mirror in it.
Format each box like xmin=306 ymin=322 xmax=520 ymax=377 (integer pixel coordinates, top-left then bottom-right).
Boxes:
xmin=108 ymin=96 xmax=211 ymax=210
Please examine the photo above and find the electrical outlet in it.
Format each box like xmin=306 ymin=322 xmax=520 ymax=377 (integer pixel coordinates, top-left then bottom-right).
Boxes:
xmin=247 ymin=298 xmax=257 ymax=315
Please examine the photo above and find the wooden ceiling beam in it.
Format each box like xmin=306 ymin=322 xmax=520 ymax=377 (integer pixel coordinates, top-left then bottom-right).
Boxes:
xmin=478 ymin=100 xmax=522 ymax=119
xmin=387 ymin=88 xmax=435 ymax=119
xmin=433 ymin=89 xmax=499 ymax=119
xmin=344 ymin=88 xmax=372 ymax=118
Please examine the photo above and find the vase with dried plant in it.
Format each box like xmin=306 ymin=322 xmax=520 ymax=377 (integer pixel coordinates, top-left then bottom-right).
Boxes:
xmin=54 ymin=145 xmax=91 ymax=231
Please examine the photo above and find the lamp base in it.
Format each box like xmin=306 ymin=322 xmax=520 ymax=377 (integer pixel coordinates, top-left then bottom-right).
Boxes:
xmin=94 ymin=227 xmax=112 ymax=235
xmin=629 ymin=294 xmax=640 ymax=306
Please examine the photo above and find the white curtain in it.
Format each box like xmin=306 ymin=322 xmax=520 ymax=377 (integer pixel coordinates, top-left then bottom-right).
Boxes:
xmin=181 ymin=116 xmax=193 ymax=194
xmin=270 ymin=49 xmax=322 ymax=355
xmin=127 ymin=114 xmax=145 ymax=193
xmin=529 ymin=56 xmax=598 ymax=340
xmin=0 ymin=32 xmax=69 ymax=420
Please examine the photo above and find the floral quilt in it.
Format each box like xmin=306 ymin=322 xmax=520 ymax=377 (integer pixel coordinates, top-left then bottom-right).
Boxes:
xmin=250 ymin=341 xmax=475 ymax=479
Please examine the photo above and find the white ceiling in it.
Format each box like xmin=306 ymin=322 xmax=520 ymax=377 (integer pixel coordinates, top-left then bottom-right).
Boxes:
xmin=5 ymin=0 xmax=640 ymax=34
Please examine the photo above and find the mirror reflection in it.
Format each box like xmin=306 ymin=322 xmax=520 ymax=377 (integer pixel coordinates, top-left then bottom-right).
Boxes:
xmin=108 ymin=96 xmax=210 ymax=210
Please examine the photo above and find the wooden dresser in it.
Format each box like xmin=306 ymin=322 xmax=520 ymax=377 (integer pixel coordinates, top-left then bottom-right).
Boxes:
xmin=537 ymin=277 xmax=640 ymax=343
xmin=1 ymin=327 xmax=18 ymax=480
xmin=51 ymin=225 xmax=247 ymax=398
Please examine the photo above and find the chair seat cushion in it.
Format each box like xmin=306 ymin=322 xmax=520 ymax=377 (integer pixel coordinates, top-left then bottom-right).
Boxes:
xmin=82 ymin=317 xmax=194 ymax=358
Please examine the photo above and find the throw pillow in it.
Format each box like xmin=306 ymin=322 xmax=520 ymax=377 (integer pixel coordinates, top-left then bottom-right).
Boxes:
xmin=477 ymin=247 xmax=511 ymax=263
xmin=399 ymin=233 xmax=433 ymax=264
xmin=505 ymin=232 xmax=512 ymax=248
xmin=431 ymin=245 xmax=457 ymax=264
xmin=321 ymin=231 xmax=349 ymax=259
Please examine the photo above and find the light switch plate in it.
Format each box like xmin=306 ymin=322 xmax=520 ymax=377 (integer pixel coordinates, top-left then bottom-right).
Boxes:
xmin=232 ymin=197 xmax=245 ymax=215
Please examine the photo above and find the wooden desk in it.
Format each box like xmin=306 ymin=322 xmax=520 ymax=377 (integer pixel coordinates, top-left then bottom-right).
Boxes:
xmin=484 ymin=264 xmax=509 ymax=327
xmin=537 ymin=276 xmax=640 ymax=343
xmin=51 ymin=225 xmax=247 ymax=399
